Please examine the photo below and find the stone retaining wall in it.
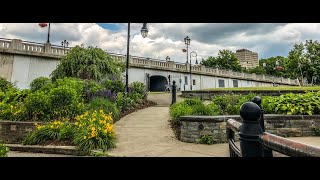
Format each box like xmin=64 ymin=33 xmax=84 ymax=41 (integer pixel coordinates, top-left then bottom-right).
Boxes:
xmin=180 ymin=115 xmax=320 ymax=143
xmin=0 ymin=121 xmax=43 ymax=144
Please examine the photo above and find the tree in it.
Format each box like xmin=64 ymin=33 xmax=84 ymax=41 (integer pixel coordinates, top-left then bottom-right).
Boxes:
xmin=201 ymin=49 xmax=242 ymax=72
xmin=51 ymin=46 xmax=125 ymax=81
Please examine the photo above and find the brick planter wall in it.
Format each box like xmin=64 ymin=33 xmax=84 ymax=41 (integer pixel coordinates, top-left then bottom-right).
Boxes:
xmin=180 ymin=115 xmax=320 ymax=144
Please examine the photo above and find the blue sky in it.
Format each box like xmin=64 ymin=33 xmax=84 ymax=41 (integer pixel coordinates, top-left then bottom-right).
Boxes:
xmin=0 ymin=23 xmax=319 ymax=63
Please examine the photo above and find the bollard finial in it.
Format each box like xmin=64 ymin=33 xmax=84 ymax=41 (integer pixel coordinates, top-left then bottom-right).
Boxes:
xmin=240 ymin=102 xmax=261 ymax=122
xmin=252 ymin=96 xmax=262 ymax=107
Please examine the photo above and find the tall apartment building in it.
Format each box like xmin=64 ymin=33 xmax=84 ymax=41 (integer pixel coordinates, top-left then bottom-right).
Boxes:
xmin=235 ymin=49 xmax=259 ymax=69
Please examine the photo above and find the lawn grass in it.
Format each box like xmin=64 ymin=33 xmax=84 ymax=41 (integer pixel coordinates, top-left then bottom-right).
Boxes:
xmin=199 ymin=86 xmax=320 ymax=91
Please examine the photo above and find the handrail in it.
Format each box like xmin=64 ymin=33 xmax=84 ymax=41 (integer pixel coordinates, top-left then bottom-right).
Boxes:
xmin=260 ymin=132 xmax=320 ymax=157
xmin=226 ymin=119 xmax=242 ymax=157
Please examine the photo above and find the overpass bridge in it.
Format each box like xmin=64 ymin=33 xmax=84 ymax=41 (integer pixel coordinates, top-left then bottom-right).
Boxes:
xmin=0 ymin=38 xmax=299 ymax=90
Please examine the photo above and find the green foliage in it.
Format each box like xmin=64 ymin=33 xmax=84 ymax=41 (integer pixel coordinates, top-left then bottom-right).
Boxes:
xmin=311 ymin=126 xmax=320 ymax=136
xmin=130 ymin=82 xmax=146 ymax=98
xmin=201 ymin=49 xmax=242 ymax=72
xmin=0 ymin=143 xmax=9 ymax=157
xmin=23 ymin=121 xmax=75 ymax=145
xmin=0 ymin=77 xmax=13 ymax=92
xmin=199 ymin=134 xmax=215 ymax=145
xmin=24 ymin=91 xmax=50 ymax=121
xmin=73 ymin=110 xmax=116 ymax=153
xmin=54 ymin=77 xmax=84 ymax=95
xmin=169 ymin=102 xmax=193 ymax=123
xmin=86 ymin=98 xmax=120 ymax=121
xmin=83 ymin=80 xmax=105 ymax=94
xmin=169 ymin=98 xmax=220 ymax=123
xmin=48 ymin=85 xmax=85 ymax=119
xmin=115 ymin=92 xmax=135 ymax=112
xmin=50 ymin=46 xmax=124 ymax=81
xmin=30 ymin=77 xmax=51 ymax=92
xmin=262 ymin=92 xmax=320 ymax=115
xmin=103 ymin=80 xmax=125 ymax=93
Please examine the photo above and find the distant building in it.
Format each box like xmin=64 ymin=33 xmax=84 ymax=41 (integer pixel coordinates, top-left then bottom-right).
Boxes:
xmin=235 ymin=49 xmax=259 ymax=69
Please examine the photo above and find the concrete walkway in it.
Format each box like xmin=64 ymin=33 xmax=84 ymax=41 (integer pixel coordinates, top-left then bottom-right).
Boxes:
xmin=107 ymin=106 xmax=230 ymax=157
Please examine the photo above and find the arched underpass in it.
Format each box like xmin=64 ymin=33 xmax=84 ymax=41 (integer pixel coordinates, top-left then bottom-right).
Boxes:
xmin=150 ymin=75 xmax=168 ymax=92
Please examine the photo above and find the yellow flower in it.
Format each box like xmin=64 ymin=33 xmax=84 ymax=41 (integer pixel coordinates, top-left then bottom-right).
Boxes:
xmin=91 ymin=127 xmax=95 ymax=131
xmin=99 ymin=110 xmax=103 ymax=114
xmin=75 ymin=122 xmax=79 ymax=125
xmin=84 ymin=136 xmax=87 ymax=139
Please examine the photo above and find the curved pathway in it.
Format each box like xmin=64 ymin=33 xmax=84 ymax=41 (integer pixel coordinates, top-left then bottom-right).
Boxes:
xmin=107 ymin=93 xmax=320 ymax=157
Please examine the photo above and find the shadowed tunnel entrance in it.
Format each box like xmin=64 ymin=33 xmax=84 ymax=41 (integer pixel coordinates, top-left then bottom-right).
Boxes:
xmin=150 ymin=75 xmax=168 ymax=92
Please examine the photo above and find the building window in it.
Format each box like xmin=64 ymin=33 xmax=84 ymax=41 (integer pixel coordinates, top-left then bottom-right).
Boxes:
xmin=185 ymin=76 xmax=188 ymax=85
xmin=233 ymin=80 xmax=238 ymax=87
xmin=218 ymin=79 xmax=225 ymax=87
xmin=193 ymin=79 xmax=196 ymax=85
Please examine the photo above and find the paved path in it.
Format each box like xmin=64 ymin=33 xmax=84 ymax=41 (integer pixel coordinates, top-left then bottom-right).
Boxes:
xmin=147 ymin=92 xmax=184 ymax=106
xmin=107 ymin=106 xmax=230 ymax=157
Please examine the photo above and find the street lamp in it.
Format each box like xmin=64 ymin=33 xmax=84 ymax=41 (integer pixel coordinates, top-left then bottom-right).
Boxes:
xmin=125 ymin=23 xmax=148 ymax=92
xmin=61 ymin=40 xmax=69 ymax=54
xmin=38 ymin=23 xmax=51 ymax=43
xmin=165 ymin=56 xmax=170 ymax=61
xmin=189 ymin=51 xmax=197 ymax=90
xmin=184 ymin=36 xmax=190 ymax=63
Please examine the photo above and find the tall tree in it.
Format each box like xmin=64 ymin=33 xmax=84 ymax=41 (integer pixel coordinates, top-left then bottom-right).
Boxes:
xmin=51 ymin=46 xmax=125 ymax=81
xmin=201 ymin=49 xmax=242 ymax=72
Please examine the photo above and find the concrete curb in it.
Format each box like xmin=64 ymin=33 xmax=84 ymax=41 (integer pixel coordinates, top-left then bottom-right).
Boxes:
xmin=6 ymin=144 xmax=80 ymax=156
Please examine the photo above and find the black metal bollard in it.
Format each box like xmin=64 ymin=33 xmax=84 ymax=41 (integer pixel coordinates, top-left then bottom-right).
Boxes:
xmin=252 ymin=96 xmax=273 ymax=157
xmin=239 ymin=102 xmax=264 ymax=157
xmin=171 ymin=80 xmax=176 ymax=105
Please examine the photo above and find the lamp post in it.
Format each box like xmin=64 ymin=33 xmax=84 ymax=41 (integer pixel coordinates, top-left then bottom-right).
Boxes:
xmin=61 ymin=40 xmax=69 ymax=54
xmin=125 ymin=23 xmax=148 ymax=92
xmin=184 ymin=36 xmax=190 ymax=63
xmin=38 ymin=23 xmax=51 ymax=43
xmin=165 ymin=56 xmax=170 ymax=61
xmin=190 ymin=51 xmax=197 ymax=90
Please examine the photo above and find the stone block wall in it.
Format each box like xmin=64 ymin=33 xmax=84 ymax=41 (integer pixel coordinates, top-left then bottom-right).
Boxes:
xmin=180 ymin=115 xmax=320 ymax=144
xmin=0 ymin=121 xmax=43 ymax=144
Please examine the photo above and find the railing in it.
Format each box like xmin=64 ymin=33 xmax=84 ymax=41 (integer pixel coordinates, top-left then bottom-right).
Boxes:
xmin=0 ymin=37 xmax=300 ymax=86
xmin=226 ymin=119 xmax=242 ymax=157
xmin=226 ymin=96 xmax=320 ymax=157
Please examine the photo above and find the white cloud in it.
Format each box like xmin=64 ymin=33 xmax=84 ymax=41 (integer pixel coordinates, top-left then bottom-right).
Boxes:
xmin=1 ymin=23 xmax=320 ymax=63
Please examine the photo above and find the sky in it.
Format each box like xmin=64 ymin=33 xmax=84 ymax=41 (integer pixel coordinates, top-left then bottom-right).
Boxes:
xmin=0 ymin=23 xmax=319 ymax=64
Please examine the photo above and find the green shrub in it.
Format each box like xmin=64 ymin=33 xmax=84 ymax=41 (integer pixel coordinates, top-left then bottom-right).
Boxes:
xmin=86 ymin=98 xmax=120 ymax=121
xmin=193 ymin=103 xmax=221 ymax=116
xmin=199 ymin=134 xmax=215 ymax=145
xmin=73 ymin=110 xmax=116 ymax=153
xmin=130 ymin=82 xmax=146 ymax=98
xmin=30 ymin=77 xmax=51 ymax=92
xmin=24 ymin=91 xmax=50 ymax=121
xmin=0 ymin=77 xmax=13 ymax=92
xmin=23 ymin=120 xmax=74 ymax=145
xmin=115 ymin=92 xmax=135 ymax=112
xmin=0 ymin=102 xmax=26 ymax=121
xmin=103 ymin=80 xmax=125 ymax=93
xmin=169 ymin=102 xmax=193 ymax=123
xmin=182 ymin=98 xmax=202 ymax=106
xmin=54 ymin=77 xmax=84 ymax=95
xmin=83 ymin=80 xmax=105 ymax=93
xmin=0 ymin=143 xmax=9 ymax=157
xmin=311 ymin=126 xmax=320 ymax=136
xmin=48 ymin=85 xmax=85 ymax=119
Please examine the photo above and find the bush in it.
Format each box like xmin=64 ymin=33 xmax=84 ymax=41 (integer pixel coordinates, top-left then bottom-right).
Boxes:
xmin=199 ymin=134 xmax=215 ymax=145
xmin=87 ymin=89 xmax=117 ymax=102
xmin=54 ymin=77 xmax=84 ymax=96
xmin=30 ymin=77 xmax=51 ymax=92
xmin=0 ymin=77 xmax=13 ymax=92
xmin=115 ymin=92 xmax=135 ymax=112
xmin=23 ymin=120 xmax=74 ymax=145
xmin=103 ymin=80 xmax=125 ymax=93
xmin=50 ymin=46 xmax=124 ymax=81
xmin=169 ymin=102 xmax=194 ymax=123
xmin=170 ymin=98 xmax=221 ymax=123
xmin=0 ymin=143 xmax=9 ymax=157
xmin=211 ymin=93 xmax=257 ymax=115
xmin=48 ymin=85 xmax=85 ymax=119
xmin=83 ymin=80 xmax=105 ymax=101
xmin=86 ymin=98 xmax=120 ymax=121
xmin=130 ymin=82 xmax=146 ymax=98
xmin=24 ymin=91 xmax=50 ymax=121
xmin=73 ymin=110 xmax=116 ymax=153
xmin=0 ymin=102 xmax=26 ymax=121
